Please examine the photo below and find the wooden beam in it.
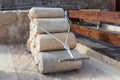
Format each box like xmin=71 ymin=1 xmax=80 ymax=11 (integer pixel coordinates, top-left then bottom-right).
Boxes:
xmin=69 ymin=10 xmax=120 ymax=24
xmin=71 ymin=24 xmax=120 ymax=47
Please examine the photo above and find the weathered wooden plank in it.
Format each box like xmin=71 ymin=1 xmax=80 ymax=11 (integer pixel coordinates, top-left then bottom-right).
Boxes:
xmin=71 ymin=24 xmax=120 ymax=47
xmin=69 ymin=10 xmax=120 ymax=24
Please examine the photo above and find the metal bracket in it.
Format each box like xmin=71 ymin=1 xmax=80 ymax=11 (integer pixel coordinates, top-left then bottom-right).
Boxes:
xmin=58 ymin=57 xmax=89 ymax=63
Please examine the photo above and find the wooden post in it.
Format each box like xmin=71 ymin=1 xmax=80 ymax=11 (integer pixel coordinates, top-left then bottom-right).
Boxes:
xmin=110 ymin=0 xmax=120 ymax=11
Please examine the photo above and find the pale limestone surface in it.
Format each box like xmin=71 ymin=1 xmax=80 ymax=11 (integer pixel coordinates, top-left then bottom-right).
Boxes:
xmin=26 ymin=39 xmax=31 ymax=52
xmin=32 ymin=47 xmax=39 ymax=65
xmin=36 ymin=32 xmax=77 ymax=51
xmin=29 ymin=7 xmax=64 ymax=19
xmin=33 ymin=18 xmax=69 ymax=34
xmin=0 ymin=45 xmax=120 ymax=80
xmin=10 ymin=45 xmax=40 ymax=80
xmin=0 ymin=10 xmax=29 ymax=44
xmin=102 ymin=24 xmax=120 ymax=32
xmin=38 ymin=50 xmax=82 ymax=73
xmin=0 ymin=45 xmax=119 ymax=80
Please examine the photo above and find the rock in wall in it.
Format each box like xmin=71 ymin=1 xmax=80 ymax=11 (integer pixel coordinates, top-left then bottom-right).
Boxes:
xmin=0 ymin=10 xmax=29 ymax=44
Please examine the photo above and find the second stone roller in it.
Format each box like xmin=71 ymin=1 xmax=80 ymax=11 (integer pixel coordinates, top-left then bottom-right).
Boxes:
xmin=32 ymin=18 xmax=69 ymax=34
xmin=36 ymin=32 xmax=77 ymax=52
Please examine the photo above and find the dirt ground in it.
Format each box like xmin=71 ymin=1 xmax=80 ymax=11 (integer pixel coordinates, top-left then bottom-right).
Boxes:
xmin=0 ymin=45 xmax=120 ymax=80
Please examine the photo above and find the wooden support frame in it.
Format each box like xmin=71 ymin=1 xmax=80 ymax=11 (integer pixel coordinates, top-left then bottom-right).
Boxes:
xmin=69 ymin=10 xmax=120 ymax=24
xmin=68 ymin=10 xmax=120 ymax=47
xmin=71 ymin=24 xmax=120 ymax=47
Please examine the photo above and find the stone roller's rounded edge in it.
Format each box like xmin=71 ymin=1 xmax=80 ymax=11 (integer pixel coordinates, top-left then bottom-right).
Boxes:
xmin=29 ymin=7 xmax=65 ymax=19
xmin=38 ymin=54 xmax=44 ymax=73
xmin=36 ymin=32 xmax=77 ymax=52
xmin=38 ymin=50 xmax=82 ymax=74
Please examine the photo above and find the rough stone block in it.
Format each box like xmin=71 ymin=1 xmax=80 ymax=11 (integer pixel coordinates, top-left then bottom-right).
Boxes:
xmin=29 ymin=7 xmax=64 ymax=19
xmin=26 ymin=38 xmax=31 ymax=52
xmin=30 ymin=41 xmax=35 ymax=56
xmin=0 ymin=10 xmax=30 ymax=44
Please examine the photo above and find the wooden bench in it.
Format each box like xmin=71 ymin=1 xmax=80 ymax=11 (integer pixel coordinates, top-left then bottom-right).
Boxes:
xmin=68 ymin=10 xmax=120 ymax=47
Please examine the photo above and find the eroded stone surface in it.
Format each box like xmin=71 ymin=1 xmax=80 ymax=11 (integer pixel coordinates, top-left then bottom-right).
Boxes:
xmin=0 ymin=11 xmax=17 ymax=25
xmin=36 ymin=32 xmax=77 ymax=51
xmin=0 ymin=10 xmax=30 ymax=44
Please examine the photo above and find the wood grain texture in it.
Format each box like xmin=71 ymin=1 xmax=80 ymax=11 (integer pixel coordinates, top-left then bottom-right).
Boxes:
xmin=71 ymin=24 xmax=120 ymax=47
xmin=69 ymin=10 xmax=120 ymax=24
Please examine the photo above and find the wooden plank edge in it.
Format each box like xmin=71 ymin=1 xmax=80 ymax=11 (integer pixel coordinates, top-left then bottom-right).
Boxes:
xmin=71 ymin=24 xmax=120 ymax=47
xmin=68 ymin=10 xmax=120 ymax=24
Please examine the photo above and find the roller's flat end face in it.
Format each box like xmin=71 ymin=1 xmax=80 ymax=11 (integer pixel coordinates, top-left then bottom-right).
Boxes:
xmin=38 ymin=50 xmax=83 ymax=74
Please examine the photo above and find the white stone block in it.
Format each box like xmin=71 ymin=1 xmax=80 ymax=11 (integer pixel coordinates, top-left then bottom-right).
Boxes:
xmin=29 ymin=7 xmax=64 ymax=19
xmin=38 ymin=50 xmax=82 ymax=73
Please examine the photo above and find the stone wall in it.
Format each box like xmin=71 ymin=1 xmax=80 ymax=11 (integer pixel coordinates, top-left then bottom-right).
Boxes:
xmin=0 ymin=10 xmax=29 ymax=44
xmin=1 ymin=0 xmax=111 ymax=10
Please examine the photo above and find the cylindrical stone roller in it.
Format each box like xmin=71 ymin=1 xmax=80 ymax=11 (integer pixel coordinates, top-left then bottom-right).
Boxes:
xmin=36 ymin=32 xmax=77 ymax=52
xmin=38 ymin=50 xmax=82 ymax=73
xmin=29 ymin=7 xmax=64 ymax=19
xmin=33 ymin=18 xmax=69 ymax=34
